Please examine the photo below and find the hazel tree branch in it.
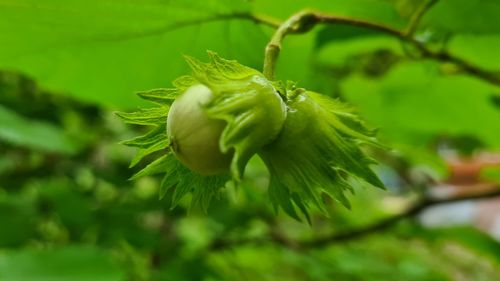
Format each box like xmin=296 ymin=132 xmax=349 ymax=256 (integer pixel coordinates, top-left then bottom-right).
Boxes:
xmin=301 ymin=187 xmax=500 ymax=248
xmin=210 ymin=187 xmax=500 ymax=251
xmin=261 ymin=9 xmax=500 ymax=85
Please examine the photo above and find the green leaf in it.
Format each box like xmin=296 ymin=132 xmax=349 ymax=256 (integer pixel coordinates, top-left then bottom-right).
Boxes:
xmin=387 ymin=0 xmax=424 ymax=20
xmin=136 ymin=88 xmax=179 ymax=105
xmin=315 ymin=35 xmax=403 ymax=67
xmin=420 ymin=0 xmax=500 ymax=35
xmin=159 ymin=156 xmax=181 ymax=200
xmin=0 ymin=0 xmax=267 ymax=108
xmin=268 ymin=179 xmax=302 ymax=221
xmin=115 ymin=107 xmax=168 ymax=126
xmin=171 ymin=174 xmax=197 ymax=209
xmin=0 ymin=195 xmax=37 ymax=247
xmin=420 ymin=226 xmax=500 ymax=262
xmin=447 ymin=35 xmax=500 ymax=71
xmin=0 ymin=105 xmax=78 ymax=154
xmin=172 ymin=75 xmax=199 ymax=91
xmin=120 ymin=127 xmax=167 ymax=148
xmin=190 ymin=175 xmax=228 ymax=212
xmin=315 ymin=25 xmax=382 ymax=50
xmin=184 ymin=52 xmax=260 ymax=89
xmin=291 ymin=193 xmax=311 ymax=225
xmin=159 ymin=156 xmax=229 ymax=211
xmin=253 ymin=0 xmax=407 ymax=27
xmin=253 ymin=0 xmax=408 ymax=92
xmin=130 ymin=138 xmax=169 ymax=168
xmin=479 ymin=167 xmax=500 ymax=184
xmin=130 ymin=154 xmax=170 ymax=180
xmin=0 ymin=246 xmax=124 ymax=281
xmin=343 ymin=62 xmax=500 ymax=149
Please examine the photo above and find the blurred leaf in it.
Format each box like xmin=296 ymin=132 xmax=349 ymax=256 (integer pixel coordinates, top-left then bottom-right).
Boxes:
xmin=0 ymin=246 xmax=124 ymax=281
xmin=315 ymin=25 xmax=382 ymax=50
xmin=387 ymin=0 xmax=423 ymax=19
xmin=1 ymin=2 xmax=499 ymax=281
xmin=136 ymin=88 xmax=178 ymax=105
xmin=342 ymin=62 xmax=500 ymax=148
xmin=491 ymin=95 xmax=500 ymax=108
xmin=0 ymin=0 xmax=267 ymax=108
xmin=0 ymin=156 xmax=16 ymax=175
xmin=0 ymin=105 xmax=78 ymax=154
xmin=208 ymin=237 xmax=454 ymax=281
xmin=421 ymin=0 xmax=500 ymax=35
xmin=253 ymin=0 xmax=407 ymax=27
xmin=448 ymin=35 xmax=500 ymax=71
xmin=38 ymin=179 xmax=94 ymax=237
xmin=418 ymin=226 xmax=500 ymax=262
xmin=253 ymin=0 xmax=408 ymax=93
xmin=315 ymin=35 xmax=403 ymax=67
xmin=480 ymin=167 xmax=500 ymax=184
xmin=116 ymin=107 xmax=168 ymax=126
xmin=0 ymin=195 xmax=37 ymax=247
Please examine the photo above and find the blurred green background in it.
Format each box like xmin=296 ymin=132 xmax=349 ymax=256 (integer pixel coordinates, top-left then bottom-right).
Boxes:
xmin=1 ymin=0 xmax=500 ymax=280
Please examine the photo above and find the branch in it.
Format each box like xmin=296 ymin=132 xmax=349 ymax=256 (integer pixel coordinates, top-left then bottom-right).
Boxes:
xmin=302 ymin=187 xmax=500 ymax=248
xmin=262 ymin=11 xmax=404 ymax=80
xmin=210 ymin=187 xmax=500 ymax=251
xmin=412 ymin=46 xmax=500 ymax=85
xmin=262 ymin=10 xmax=500 ymax=86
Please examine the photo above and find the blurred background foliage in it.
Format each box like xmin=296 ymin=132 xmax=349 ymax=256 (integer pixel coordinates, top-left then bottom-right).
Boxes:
xmin=0 ymin=0 xmax=499 ymax=280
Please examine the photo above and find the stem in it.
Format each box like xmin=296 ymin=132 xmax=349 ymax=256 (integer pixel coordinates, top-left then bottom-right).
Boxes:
xmin=302 ymin=187 xmax=500 ymax=248
xmin=263 ymin=11 xmax=314 ymax=80
xmin=261 ymin=9 xmax=500 ymax=86
xmin=262 ymin=10 xmax=405 ymax=80
xmin=210 ymin=187 xmax=500 ymax=251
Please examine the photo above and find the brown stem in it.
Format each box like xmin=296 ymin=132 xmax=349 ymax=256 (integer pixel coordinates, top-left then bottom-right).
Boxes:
xmin=262 ymin=9 xmax=500 ymax=86
xmin=210 ymin=187 xmax=500 ymax=251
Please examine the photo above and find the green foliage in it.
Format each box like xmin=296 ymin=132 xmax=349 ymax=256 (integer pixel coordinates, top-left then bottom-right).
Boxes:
xmin=0 ymin=0 xmax=267 ymax=108
xmin=207 ymin=233 xmax=499 ymax=281
xmin=0 ymin=247 xmax=124 ymax=281
xmin=253 ymin=0 xmax=407 ymax=26
xmin=343 ymin=62 xmax=500 ymax=147
xmin=0 ymin=195 xmax=37 ymax=247
xmin=420 ymin=0 xmax=500 ymax=35
xmin=417 ymin=226 xmax=500 ymax=262
xmin=0 ymin=105 xmax=78 ymax=154
xmin=1 ymin=0 xmax=500 ymax=280
xmin=480 ymin=166 xmax=500 ymax=184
